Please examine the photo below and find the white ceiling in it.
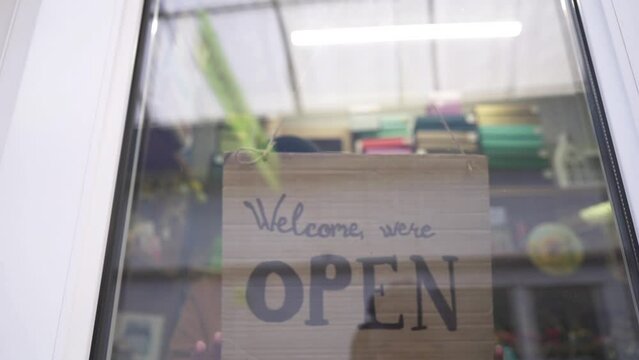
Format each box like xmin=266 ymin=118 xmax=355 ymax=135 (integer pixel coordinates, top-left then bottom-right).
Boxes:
xmin=148 ymin=0 xmax=580 ymax=125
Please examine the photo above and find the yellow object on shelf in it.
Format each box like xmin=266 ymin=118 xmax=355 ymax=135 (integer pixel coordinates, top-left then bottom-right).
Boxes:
xmin=579 ymin=201 xmax=612 ymax=226
xmin=527 ymin=223 xmax=585 ymax=276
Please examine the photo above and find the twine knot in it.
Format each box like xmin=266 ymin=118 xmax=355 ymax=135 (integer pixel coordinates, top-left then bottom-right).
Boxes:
xmin=233 ymin=123 xmax=280 ymax=164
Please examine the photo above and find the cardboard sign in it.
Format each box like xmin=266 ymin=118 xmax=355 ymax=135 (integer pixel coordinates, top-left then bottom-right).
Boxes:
xmin=223 ymin=154 xmax=493 ymax=359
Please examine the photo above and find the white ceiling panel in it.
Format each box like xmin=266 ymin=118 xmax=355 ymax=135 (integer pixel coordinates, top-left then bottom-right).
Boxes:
xmin=209 ymin=10 xmax=294 ymax=115
xmin=513 ymin=0 xmax=577 ymax=94
xmin=147 ymin=0 xmax=581 ymax=124
xmin=284 ymin=0 xmax=402 ymax=112
xmin=148 ymin=9 xmax=294 ymax=124
xmin=148 ymin=18 xmax=223 ymax=124
xmin=433 ymin=0 xmax=519 ymax=97
xmin=161 ymin=0 xmax=270 ymax=14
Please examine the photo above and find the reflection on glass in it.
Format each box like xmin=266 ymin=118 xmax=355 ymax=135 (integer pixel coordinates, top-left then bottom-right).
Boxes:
xmin=106 ymin=0 xmax=639 ymax=360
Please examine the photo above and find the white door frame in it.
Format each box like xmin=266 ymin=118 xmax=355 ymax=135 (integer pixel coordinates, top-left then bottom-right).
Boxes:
xmin=0 ymin=0 xmax=144 ymax=359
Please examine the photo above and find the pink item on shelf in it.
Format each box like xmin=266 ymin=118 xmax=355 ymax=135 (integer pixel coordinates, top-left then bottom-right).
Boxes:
xmin=359 ymin=137 xmax=410 ymax=148
xmin=426 ymin=102 xmax=464 ymax=116
xmin=364 ymin=147 xmax=413 ymax=155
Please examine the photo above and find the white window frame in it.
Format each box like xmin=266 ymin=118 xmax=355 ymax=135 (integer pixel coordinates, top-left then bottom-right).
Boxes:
xmin=0 ymin=0 xmax=143 ymax=359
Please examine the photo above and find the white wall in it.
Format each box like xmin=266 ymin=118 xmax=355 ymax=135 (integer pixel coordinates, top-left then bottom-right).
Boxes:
xmin=0 ymin=0 xmax=143 ymax=359
xmin=0 ymin=0 xmax=42 ymax=158
xmin=607 ymin=0 xmax=639 ymax=136
xmin=0 ymin=0 xmax=18 ymax=42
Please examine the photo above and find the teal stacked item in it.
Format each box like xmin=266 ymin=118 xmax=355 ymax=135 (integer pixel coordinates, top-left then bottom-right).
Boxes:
xmin=377 ymin=118 xmax=411 ymax=138
xmin=476 ymin=107 xmax=549 ymax=170
xmin=353 ymin=129 xmax=378 ymax=140
xmin=415 ymin=115 xmax=476 ymax=131
xmin=414 ymin=115 xmax=479 ymax=153
xmin=352 ymin=117 xmax=412 ymax=153
xmin=352 ymin=117 xmax=411 ymax=139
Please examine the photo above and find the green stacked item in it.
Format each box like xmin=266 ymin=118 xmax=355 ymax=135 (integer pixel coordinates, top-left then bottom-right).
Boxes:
xmin=479 ymin=124 xmax=540 ymax=138
xmin=377 ymin=118 xmax=411 ymax=138
xmin=475 ymin=105 xmax=549 ymax=170
xmin=352 ymin=117 xmax=411 ymax=146
xmin=488 ymin=156 xmax=549 ymax=170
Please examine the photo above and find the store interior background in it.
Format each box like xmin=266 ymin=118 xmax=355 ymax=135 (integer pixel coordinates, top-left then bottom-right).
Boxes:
xmin=110 ymin=0 xmax=639 ymax=359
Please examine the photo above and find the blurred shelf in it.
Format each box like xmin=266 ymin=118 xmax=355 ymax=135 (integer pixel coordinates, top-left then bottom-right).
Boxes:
xmin=125 ymin=266 xmax=219 ymax=281
xmin=490 ymin=184 xmax=606 ymax=199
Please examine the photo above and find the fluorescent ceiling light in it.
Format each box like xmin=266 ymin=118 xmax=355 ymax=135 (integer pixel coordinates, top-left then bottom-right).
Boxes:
xmin=291 ymin=21 xmax=522 ymax=47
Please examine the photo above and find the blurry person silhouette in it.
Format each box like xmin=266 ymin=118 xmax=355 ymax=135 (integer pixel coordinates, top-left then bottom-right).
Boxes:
xmin=168 ymin=135 xmax=318 ymax=360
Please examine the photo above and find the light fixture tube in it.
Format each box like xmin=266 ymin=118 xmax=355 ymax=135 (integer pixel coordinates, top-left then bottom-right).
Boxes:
xmin=291 ymin=21 xmax=522 ymax=46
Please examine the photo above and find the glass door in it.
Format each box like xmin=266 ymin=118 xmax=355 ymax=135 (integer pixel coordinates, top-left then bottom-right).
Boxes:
xmin=92 ymin=1 xmax=639 ymax=359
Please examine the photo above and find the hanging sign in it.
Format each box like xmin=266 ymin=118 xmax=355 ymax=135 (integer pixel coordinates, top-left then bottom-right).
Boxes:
xmin=223 ymin=153 xmax=493 ymax=359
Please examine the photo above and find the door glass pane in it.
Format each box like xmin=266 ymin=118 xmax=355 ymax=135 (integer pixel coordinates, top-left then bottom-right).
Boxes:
xmin=99 ymin=1 xmax=639 ymax=360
